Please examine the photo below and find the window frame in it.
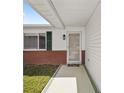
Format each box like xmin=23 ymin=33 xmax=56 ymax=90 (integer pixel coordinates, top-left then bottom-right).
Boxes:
xmin=24 ymin=33 xmax=47 ymax=51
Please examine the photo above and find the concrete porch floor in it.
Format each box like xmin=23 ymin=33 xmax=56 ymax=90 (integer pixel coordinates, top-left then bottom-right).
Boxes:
xmin=42 ymin=65 xmax=95 ymax=93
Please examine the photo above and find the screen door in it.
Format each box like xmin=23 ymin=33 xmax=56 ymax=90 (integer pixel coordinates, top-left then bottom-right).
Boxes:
xmin=67 ymin=32 xmax=81 ymax=64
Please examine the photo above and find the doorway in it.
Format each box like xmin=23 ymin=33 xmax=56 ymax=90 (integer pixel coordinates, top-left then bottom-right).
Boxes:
xmin=67 ymin=32 xmax=82 ymax=64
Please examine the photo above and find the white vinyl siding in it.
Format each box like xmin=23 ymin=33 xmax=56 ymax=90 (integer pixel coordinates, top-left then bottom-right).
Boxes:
xmin=85 ymin=3 xmax=101 ymax=92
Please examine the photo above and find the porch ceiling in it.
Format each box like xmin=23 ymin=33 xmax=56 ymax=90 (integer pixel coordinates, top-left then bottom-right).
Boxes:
xmin=28 ymin=0 xmax=100 ymax=28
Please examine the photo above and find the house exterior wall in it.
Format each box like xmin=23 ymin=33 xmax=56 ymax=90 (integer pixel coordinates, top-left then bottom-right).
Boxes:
xmin=23 ymin=26 xmax=85 ymax=64
xmin=85 ymin=3 xmax=101 ymax=91
xmin=23 ymin=27 xmax=85 ymax=50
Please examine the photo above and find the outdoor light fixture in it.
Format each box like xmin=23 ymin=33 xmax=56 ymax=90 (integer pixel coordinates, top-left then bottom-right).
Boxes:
xmin=63 ymin=34 xmax=66 ymax=40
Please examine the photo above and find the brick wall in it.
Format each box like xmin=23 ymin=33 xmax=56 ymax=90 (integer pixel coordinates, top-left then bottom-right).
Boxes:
xmin=23 ymin=51 xmax=85 ymax=64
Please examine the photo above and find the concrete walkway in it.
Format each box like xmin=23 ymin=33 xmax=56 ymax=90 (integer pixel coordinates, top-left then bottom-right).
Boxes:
xmin=42 ymin=65 xmax=95 ymax=93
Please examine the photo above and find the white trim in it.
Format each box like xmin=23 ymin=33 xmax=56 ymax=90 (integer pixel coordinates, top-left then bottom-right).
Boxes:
xmin=23 ymin=49 xmax=47 ymax=51
xmin=66 ymin=31 xmax=82 ymax=64
xmin=24 ymin=33 xmax=38 ymax=36
xmin=23 ymin=24 xmax=51 ymax=27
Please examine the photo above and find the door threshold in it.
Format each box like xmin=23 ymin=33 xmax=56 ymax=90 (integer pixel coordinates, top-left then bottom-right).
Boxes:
xmin=67 ymin=64 xmax=80 ymax=67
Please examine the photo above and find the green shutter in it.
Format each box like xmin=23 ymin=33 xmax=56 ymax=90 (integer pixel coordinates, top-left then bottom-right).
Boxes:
xmin=47 ymin=32 xmax=52 ymax=50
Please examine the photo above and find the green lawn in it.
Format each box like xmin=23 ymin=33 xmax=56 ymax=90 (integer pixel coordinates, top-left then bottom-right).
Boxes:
xmin=23 ymin=64 xmax=59 ymax=93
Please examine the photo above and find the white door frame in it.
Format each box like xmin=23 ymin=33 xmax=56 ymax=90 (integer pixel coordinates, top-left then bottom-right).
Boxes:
xmin=66 ymin=31 xmax=82 ymax=64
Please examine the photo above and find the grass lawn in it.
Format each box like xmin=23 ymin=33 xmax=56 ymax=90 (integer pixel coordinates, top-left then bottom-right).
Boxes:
xmin=23 ymin=64 xmax=59 ymax=93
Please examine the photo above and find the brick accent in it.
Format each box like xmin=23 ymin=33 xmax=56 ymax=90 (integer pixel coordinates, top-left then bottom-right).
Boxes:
xmin=23 ymin=51 xmax=66 ymax=65
xmin=23 ymin=50 xmax=85 ymax=64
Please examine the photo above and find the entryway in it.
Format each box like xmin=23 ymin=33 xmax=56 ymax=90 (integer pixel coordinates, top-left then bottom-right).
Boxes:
xmin=67 ymin=32 xmax=82 ymax=64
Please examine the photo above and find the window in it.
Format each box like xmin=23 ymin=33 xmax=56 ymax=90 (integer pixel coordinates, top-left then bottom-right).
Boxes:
xmin=39 ymin=33 xmax=46 ymax=49
xmin=24 ymin=33 xmax=38 ymax=49
xmin=24 ymin=32 xmax=52 ymax=50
